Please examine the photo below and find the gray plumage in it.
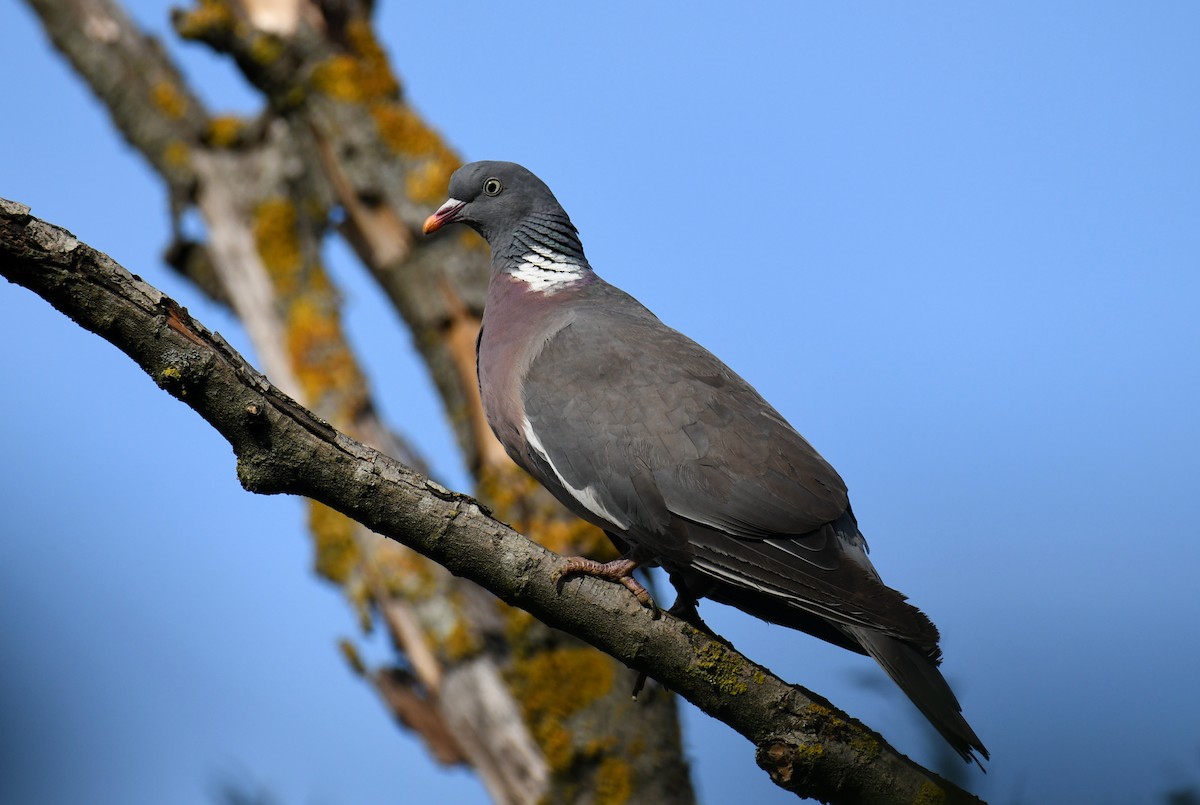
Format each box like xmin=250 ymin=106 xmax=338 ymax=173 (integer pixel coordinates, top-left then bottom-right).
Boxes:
xmin=424 ymin=160 xmax=987 ymax=764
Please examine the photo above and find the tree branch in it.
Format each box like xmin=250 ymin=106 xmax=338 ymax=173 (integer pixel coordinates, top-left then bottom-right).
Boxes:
xmin=0 ymin=199 xmax=986 ymax=804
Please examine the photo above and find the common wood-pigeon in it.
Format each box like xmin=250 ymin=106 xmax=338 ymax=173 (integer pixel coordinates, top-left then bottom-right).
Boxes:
xmin=424 ymin=161 xmax=988 ymax=764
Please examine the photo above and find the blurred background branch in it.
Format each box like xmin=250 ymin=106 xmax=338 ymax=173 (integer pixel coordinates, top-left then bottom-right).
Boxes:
xmin=19 ymin=0 xmax=692 ymax=802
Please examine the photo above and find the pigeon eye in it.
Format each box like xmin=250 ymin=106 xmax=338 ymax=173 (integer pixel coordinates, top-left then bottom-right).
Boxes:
xmin=482 ymin=177 xmax=503 ymax=196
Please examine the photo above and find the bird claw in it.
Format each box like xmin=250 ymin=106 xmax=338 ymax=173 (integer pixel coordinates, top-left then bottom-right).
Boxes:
xmin=555 ymin=556 xmax=660 ymax=618
xmin=667 ymin=597 xmax=722 ymax=640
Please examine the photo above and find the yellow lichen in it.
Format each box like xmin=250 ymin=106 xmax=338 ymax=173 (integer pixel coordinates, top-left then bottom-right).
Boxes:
xmin=371 ymin=106 xmax=431 ymax=152
xmin=793 ymin=742 xmax=825 ymax=762
xmin=157 ymin=365 xmax=187 ymax=396
xmin=162 ymin=140 xmax=191 ymax=170
xmin=251 ymin=195 xmax=373 ymax=434
xmin=342 ymin=19 xmax=401 ymax=98
xmin=593 ymin=756 xmax=633 ymax=805
xmin=850 ymin=731 xmax=881 ymax=764
xmin=537 ymin=720 xmax=574 ymax=773
xmin=584 ymin=736 xmax=617 ymax=757
xmin=404 ymin=155 xmax=459 ymax=206
xmin=310 ymin=55 xmax=363 ymax=103
xmin=478 ymin=463 xmax=616 ymax=559
xmin=516 ymin=648 xmax=616 ymax=718
xmin=459 ymin=228 xmax=490 ymax=252
xmin=378 ymin=546 xmax=437 ymax=600
xmin=441 ymin=613 xmax=481 ymax=662
xmin=309 ymin=21 xmax=399 ymax=103
xmin=369 ymin=105 xmax=459 ymax=204
xmin=309 ymin=500 xmax=359 ymax=584
xmin=279 ymin=84 xmax=308 ymax=110
xmin=338 ymin=638 xmax=366 ymax=676
xmin=174 ymin=0 xmax=236 ymax=40
xmin=694 ymin=642 xmax=748 ymax=695
xmin=503 ymin=605 xmax=536 ymax=643
xmin=301 ymin=14 xmax=462 ymax=203
xmin=248 ymin=32 xmax=284 ymax=65
xmin=537 ymin=517 xmax=611 ymax=559
xmin=252 ymin=198 xmax=302 ymax=290
xmin=912 ymin=780 xmax=948 ymax=805
xmin=204 ymin=115 xmax=245 ymax=148
xmin=476 ymin=463 xmax=531 ymax=516
xmin=507 ymin=646 xmax=616 ymax=772
xmin=807 ymin=702 xmax=847 ymax=729
xmin=346 ymin=576 xmax=372 ymax=631
xmin=151 ymin=80 xmax=189 ymax=120
xmin=285 ymin=295 xmax=366 ymax=414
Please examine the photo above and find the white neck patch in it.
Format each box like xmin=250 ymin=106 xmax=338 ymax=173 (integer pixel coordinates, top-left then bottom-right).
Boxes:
xmin=509 ymin=244 xmax=585 ymax=293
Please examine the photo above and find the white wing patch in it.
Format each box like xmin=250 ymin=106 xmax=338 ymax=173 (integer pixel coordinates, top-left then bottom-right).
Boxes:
xmin=510 ymin=245 xmax=585 ymax=293
xmin=522 ymin=417 xmax=630 ymax=530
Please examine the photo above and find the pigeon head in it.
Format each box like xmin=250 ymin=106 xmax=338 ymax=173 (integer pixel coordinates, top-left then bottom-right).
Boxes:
xmin=423 ymin=161 xmax=577 ymax=251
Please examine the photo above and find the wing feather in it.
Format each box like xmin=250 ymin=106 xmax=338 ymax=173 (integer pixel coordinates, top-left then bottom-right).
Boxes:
xmin=522 ymin=292 xmax=848 ymax=540
xmin=519 ymin=284 xmax=937 ymax=646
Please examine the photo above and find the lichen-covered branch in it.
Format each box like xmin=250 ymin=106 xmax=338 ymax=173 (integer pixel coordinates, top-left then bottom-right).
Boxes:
xmin=0 ymin=199 xmax=986 ymax=805
xmin=174 ymin=0 xmax=495 ymax=468
xmin=23 ymin=1 xmax=697 ymax=800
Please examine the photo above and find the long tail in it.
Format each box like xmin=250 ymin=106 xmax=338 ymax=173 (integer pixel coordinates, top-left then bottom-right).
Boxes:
xmin=845 ymin=625 xmax=989 ymax=766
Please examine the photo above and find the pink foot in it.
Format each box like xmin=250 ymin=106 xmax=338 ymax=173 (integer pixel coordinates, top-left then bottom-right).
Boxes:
xmin=556 ymin=556 xmax=660 ymax=617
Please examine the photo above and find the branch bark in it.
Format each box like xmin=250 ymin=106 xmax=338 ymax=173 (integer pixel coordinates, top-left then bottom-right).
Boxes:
xmin=0 ymin=199 xmax=986 ymax=805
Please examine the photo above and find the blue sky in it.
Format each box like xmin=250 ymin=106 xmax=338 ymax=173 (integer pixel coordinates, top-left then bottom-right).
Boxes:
xmin=2 ymin=2 xmax=1199 ymax=803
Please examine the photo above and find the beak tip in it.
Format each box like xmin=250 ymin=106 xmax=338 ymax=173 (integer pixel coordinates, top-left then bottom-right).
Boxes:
xmin=422 ymin=199 xmax=465 ymax=236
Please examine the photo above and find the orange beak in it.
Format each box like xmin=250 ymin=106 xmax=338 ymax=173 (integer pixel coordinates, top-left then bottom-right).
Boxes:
xmin=423 ymin=198 xmax=466 ymax=235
